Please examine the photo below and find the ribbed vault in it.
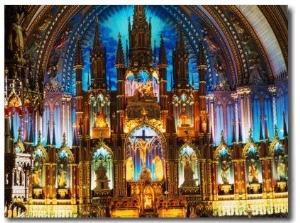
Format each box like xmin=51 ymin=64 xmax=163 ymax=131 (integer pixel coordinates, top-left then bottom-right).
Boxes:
xmin=11 ymin=5 xmax=287 ymax=95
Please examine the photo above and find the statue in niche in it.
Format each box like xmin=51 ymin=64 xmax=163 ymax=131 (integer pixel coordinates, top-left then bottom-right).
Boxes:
xmin=142 ymin=82 xmax=154 ymax=99
xmin=182 ymin=161 xmax=196 ymax=187
xmin=94 ymin=110 xmax=107 ymax=128
xmin=179 ymin=107 xmax=190 ymax=127
xmin=152 ymin=156 xmax=163 ymax=181
xmin=248 ymin=158 xmax=259 ymax=183
xmin=220 ymin=160 xmax=230 ymax=184
xmin=248 ymin=56 xmax=266 ymax=86
xmin=15 ymin=162 xmax=22 ymax=186
xmin=95 ymin=162 xmax=109 ymax=189
xmin=143 ymin=186 xmax=153 ymax=209
xmin=277 ymin=156 xmax=287 ymax=181
xmin=132 ymin=85 xmax=142 ymax=102
xmin=32 ymin=160 xmax=41 ymax=187
xmin=126 ymin=157 xmax=135 ymax=181
xmin=57 ymin=163 xmax=67 ymax=188
xmin=95 ymin=162 xmax=108 ymax=180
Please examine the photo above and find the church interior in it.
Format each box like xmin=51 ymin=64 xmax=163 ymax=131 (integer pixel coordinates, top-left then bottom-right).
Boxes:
xmin=4 ymin=5 xmax=288 ymax=218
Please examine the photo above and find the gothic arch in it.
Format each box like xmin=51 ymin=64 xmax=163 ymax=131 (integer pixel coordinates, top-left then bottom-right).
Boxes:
xmin=125 ymin=124 xmax=166 ymax=182
xmin=213 ymin=143 xmax=232 ymax=161
xmin=242 ymin=141 xmax=261 ymax=159
xmin=178 ymin=142 xmax=200 ymax=187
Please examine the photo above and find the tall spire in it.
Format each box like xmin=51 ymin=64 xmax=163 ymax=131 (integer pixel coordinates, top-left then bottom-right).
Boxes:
xmin=132 ymin=5 xmax=147 ymax=28
xmin=128 ymin=5 xmax=152 ymax=73
xmin=115 ymin=33 xmax=125 ymax=67
xmin=173 ymin=24 xmax=189 ymax=89
xmin=92 ymin=16 xmax=103 ymax=54
xmin=159 ymin=34 xmax=168 ymax=68
xmin=91 ymin=16 xmax=106 ymax=89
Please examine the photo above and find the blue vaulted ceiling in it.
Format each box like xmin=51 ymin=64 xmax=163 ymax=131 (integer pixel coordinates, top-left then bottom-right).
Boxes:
xmin=24 ymin=5 xmax=287 ymax=96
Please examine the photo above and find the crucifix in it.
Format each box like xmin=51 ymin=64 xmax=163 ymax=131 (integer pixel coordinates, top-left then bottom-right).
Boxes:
xmin=134 ymin=129 xmax=153 ymax=167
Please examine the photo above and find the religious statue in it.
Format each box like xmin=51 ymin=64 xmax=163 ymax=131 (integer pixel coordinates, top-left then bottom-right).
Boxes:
xmin=132 ymin=86 xmax=142 ymax=102
xmin=15 ymin=162 xmax=22 ymax=186
xmin=139 ymin=167 xmax=152 ymax=181
xmin=220 ymin=160 xmax=230 ymax=184
xmin=126 ymin=157 xmax=135 ymax=181
xmin=184 ymin=162 xmax=194 ymax=181
xmin=94 ymin=110 xmax=107 ymax=128
xmin=58 ymin=163 xmax=67 ymax=188
xmin=142 ymin=82 xmax=154 ymax=99
xmin=95 ymin=162 xmax=109 ymax=189
xmin=143 ymin=186 xmax=153 ymax=209
xmin=182 ymin=161 xmax=196 ymax=187
xmin=32 ymin=161 xmax=41 ymax=187
xmin=248 ymin=158 xmax=259 ymax=183
xmin=248 ymin=56 xmax=266 ymax=86
xmin=139 ymin=139 xmax=148 ymax=168
xmin=152 ymin=156 xmax=163 ymax=181
xmin=179 ymin=107 xmax=190 ymax=127
xmin=277 ymin=156 xmax=287 ymax=181
xmin=95 ymin=163 xmax=108 ymax=180
xmin=8 ymin=11 xmax=25 ymax=60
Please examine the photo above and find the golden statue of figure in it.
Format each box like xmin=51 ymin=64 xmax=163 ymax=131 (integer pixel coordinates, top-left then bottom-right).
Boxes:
xmin=32 ymin=161 xmax=41 ymax=187
xmin=139 ymin=140 xmax=148 ymax=168
xmin=126 ymin=157 xmax=135 ymax=181
xmin=220 ymin=160 xmax=230 ymax=184
xmin=248 ymin=159 xmax=258 ymax=182
xmin=143 ymin=186 xmax=153 ymax=209
xmin=277 ymin=156 xmax=287 ymax=181
xmin=94 ymin=110 xmax=108 ymax=128
xmin=142 ymin=82 xmax=154 ymax=98
xmin=58 ymin=164 xmax=67 ymax=188
xmin=152 ymin=156 xmax=163 ymax=181
xmin=179 ymin=107 xmax=190 ymax=127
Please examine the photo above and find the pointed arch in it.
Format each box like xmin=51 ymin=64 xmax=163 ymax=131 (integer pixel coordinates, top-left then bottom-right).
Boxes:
xmin=125 ymin=124 xmax=166 ymax=182
xmin=243 ymin=143 xmax=263 ymax=187
xmin=178 ymin=142 xmax=200 ymax=187
xmin=214 ymin=143 xmax=234 ymax=186
xmin=242 ymin=141 xmax=261 ymax=159
xmin=32 ymin=143 xmax=48 ymax=188
xmin=91 ymin=141 xmax=114 ymax=190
